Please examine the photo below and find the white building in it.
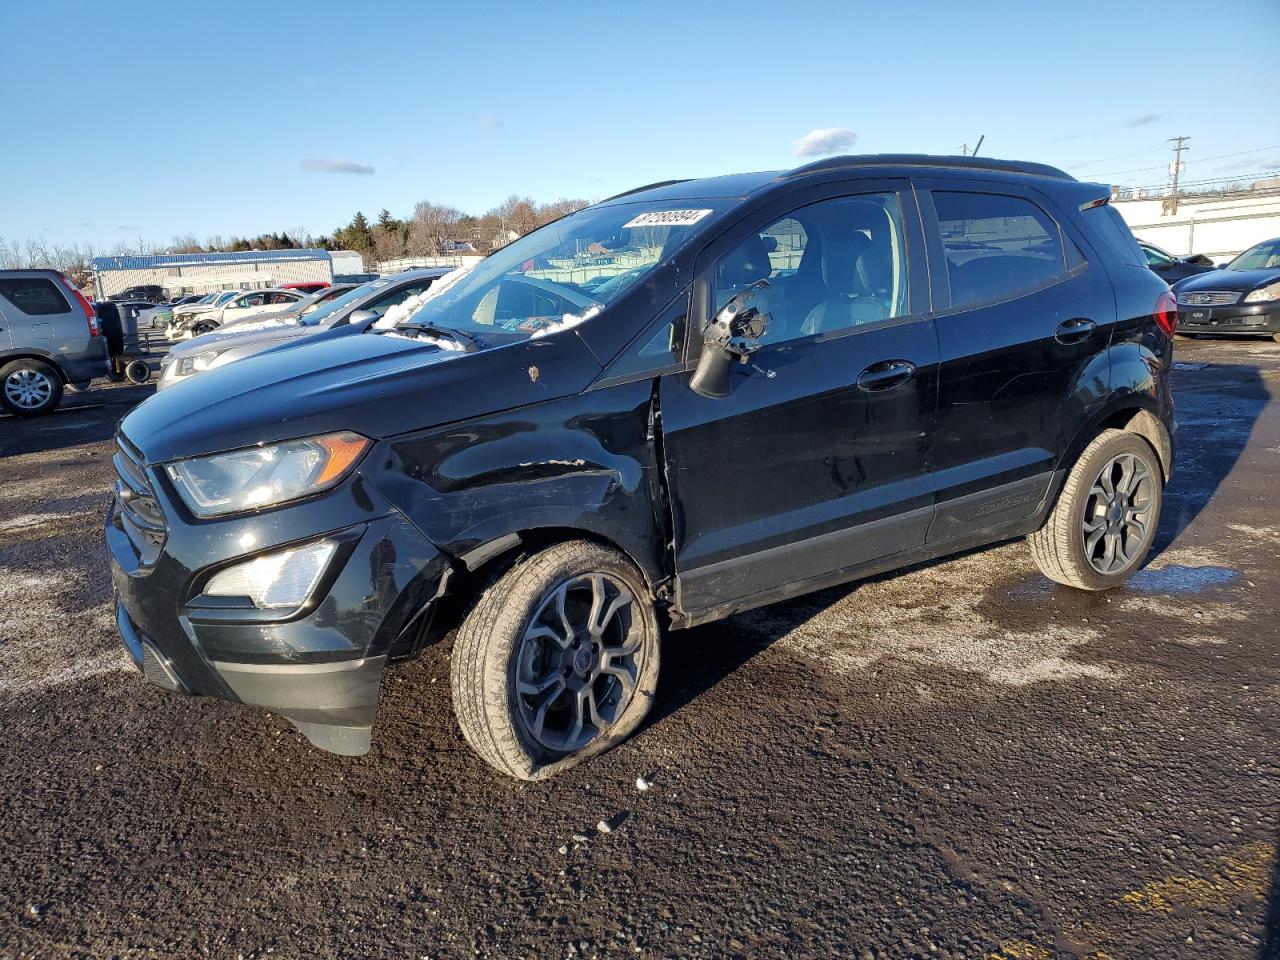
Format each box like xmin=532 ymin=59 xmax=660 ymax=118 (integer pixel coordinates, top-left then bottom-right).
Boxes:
xmin=92 ymin=249 xmax=335 ymax=299
xmin=1110 ymin=188 xmax=1280 ymax=263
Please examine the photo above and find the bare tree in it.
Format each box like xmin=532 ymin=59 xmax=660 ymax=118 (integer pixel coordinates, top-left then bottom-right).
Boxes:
xmin=408 ymin=201 xmax=462 ymax=257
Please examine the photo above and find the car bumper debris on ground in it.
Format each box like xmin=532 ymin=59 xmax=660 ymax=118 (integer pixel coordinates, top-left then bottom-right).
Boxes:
xmin=0 ymin=342 xmax=1277 ymax=959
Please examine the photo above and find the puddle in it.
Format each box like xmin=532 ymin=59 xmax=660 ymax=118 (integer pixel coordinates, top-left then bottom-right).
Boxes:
xmin=1128 ymin=564 xmax=1239 ymax=594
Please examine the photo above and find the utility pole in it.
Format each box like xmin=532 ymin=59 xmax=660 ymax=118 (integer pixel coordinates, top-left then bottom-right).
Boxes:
xmin=1168 ymin=136 xmax=1190 ymax=214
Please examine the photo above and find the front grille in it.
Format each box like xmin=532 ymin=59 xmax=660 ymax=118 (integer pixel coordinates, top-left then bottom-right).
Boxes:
xmin=1177 ymin=290 xmax=1240 ymax=306
xmin=113 ymin=434 xmax=167 ymax=565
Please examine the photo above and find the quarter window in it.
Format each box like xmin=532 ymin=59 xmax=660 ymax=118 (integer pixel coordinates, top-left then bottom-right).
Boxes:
xmin=0 ymin=277 xmax=71 ymax=316
xmin=713 ymin=193 xmax=909 ymax=345
xmin=932 ymin=192 xmax=1068 ymax=308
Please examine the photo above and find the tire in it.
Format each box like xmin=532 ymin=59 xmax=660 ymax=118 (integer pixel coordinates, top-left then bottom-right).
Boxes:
xmin=0 ymin=359 xmax=63 ymax=417
xmin=1029 ymin=429 xmax=1163 ymax=590
xmin=124 ymin=359 xmax=151 ymax=384
xmin=192 ymin=321 xmax=218 ymax=336
xmin=1272 ymin=332 xmax=1280 ymax=344
xmin=450 ymin=540 xmax=661 ymax=780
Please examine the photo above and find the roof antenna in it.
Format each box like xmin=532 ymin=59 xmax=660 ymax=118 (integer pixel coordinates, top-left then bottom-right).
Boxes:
xmin=971 ymin=135 xmax=985 ymax=157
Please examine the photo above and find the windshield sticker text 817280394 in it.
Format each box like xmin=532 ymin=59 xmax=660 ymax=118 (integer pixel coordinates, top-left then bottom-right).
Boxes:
xmin=622 ymin=209 xmax=713 ymax=229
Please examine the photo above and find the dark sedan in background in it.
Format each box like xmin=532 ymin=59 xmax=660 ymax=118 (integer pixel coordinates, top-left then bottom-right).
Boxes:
xmin=1173 ymin=236 xmax=1280 ymax=341
xmin=1138 ymin=240 xmax=1215 ymax=284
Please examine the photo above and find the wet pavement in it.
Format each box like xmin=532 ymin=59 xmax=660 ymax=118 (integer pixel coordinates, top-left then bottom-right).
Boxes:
xmin=0 ymin=338 xmax=1276 ymax=959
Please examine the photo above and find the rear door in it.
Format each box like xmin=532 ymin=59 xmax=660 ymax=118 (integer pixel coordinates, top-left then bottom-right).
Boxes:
xmin=916 ymin=181 xmax=1117 ymax=543
xmin=658 ymin=183 xmax=940 ymax=614
xmin=0 ymin=273 xmax=76 ymax=355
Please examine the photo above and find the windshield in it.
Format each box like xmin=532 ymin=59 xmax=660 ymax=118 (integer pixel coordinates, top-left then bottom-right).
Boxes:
xmin=1227 ymin=238 xmax=1280 ymax=271
xmin=397 ymin=200 xmax=728 ymax=342
xmin=297 ymin=279 xmax=388 ymax=326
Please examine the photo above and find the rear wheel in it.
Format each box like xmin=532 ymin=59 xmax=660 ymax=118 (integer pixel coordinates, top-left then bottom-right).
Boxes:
xmin=1029 ymin=429 xmax=1163 ymax=590
xmin=450 ymin=540 xmax=660 ymax=780
xmin=0 ymin=359 xmax=63 ymax=417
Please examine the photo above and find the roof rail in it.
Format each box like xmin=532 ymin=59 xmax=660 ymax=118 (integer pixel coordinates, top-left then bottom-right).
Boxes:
xmin=781 ymin=154 xmax=1075 ymax=182
xmin=601 ymin=179 xmax=693 ymax=202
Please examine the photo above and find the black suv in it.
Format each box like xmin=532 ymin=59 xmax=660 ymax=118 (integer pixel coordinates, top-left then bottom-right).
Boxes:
xmin=108 ymin=155 xmax=1176 ymax=778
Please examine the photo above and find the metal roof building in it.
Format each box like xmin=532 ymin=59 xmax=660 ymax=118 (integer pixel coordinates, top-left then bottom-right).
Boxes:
xmin=91 ymin=249 xmax=334 ymax=298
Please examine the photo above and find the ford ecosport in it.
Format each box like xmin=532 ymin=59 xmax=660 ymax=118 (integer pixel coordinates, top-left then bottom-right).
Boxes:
xmin=108 ymin=155 xmax=1176 ymax=779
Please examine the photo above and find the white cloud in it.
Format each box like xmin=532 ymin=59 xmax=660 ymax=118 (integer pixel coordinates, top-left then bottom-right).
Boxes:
xmin=301 ymin=158 xmax=375 ymax=175
xmin=478 ymin=115 xmax=504 ymax=130
xmin=792 ymin=127 xmax=858 ymax=158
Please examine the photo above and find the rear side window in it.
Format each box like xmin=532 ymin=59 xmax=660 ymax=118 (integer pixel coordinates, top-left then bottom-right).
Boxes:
xmin=1085 ymin=205 xmax=1147 ymax=269
xmin=0 ymin=277 xmax=71 ymax=316
xmin=932 ymin=192 xmax=1068 ymax=308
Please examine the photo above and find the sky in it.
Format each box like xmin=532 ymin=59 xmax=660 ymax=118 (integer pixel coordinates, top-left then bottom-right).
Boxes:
xmin=2 ymin=0 xmax=1278 ymax=252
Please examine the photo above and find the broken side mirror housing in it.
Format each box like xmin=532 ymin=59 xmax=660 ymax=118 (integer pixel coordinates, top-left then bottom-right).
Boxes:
xmin=690 ymin=280 xmax=771 ymax=399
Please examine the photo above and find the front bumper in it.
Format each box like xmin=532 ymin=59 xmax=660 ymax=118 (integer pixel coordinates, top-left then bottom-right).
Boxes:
xmin=107 ymin=440 xmax=451 ymax=754
xmin=1177 ymin=301 xmax=1279 ymax=335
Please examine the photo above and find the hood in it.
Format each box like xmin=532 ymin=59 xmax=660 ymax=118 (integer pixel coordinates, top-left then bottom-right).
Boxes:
xmin=1173 ymin=267 xmax=1280 ymax=294
xmin=167 ymin=319 xmax=312 ymax=361
xmin=122 ymin=328 xmax=602 ymax=463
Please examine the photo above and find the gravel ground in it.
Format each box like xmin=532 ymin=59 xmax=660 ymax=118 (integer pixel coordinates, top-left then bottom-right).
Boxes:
xmin=0 ymin=339 xmax=1277 ymax=960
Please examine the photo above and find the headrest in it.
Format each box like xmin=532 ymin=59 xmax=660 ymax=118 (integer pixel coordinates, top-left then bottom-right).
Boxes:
xmin=717 ymin=233 xmax=772 ymax=290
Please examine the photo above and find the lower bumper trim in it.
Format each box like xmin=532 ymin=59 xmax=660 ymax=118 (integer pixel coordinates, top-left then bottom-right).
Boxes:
xmin=211 ymin=655 xmax=387 ymax=755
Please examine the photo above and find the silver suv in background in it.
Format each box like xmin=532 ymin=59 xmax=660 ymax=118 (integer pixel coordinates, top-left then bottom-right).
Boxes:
xmin=158 ymin=269 xmax=452 ymax=390
xmin=0 ymin=269 xmax=109 ymax=416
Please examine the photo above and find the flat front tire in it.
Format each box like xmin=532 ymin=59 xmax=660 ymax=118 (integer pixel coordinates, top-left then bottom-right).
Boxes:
xmin=0 ymin=359 xmax=63 ymax=417
xmin=450 ymin=540 xmax=661 ymax=780
xmin=1029 ymin=429 xmax=1163 ymax=590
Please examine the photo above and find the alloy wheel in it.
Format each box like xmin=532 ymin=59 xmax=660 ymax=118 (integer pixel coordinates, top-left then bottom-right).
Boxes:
xmin=4 ymin=369 xmax=53 ymax=410
xmin=514 ymin=573 xmax=641 ymax=753
xmin=1082 ymin=452 xmax=1155 ymax=574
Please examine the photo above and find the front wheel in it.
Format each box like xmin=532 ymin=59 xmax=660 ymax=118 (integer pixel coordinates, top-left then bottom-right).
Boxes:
xmin=1029 ymin=429 xmax=1163 ymax=590
xmin=450 ymin=541 xmax=661 ymax=780
xmin=192 ymin=320 xmax=218 ymax=336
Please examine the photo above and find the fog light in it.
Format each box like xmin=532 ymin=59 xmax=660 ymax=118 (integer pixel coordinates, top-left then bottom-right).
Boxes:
xmin=204 ymin=540 xmax=337 ymax=608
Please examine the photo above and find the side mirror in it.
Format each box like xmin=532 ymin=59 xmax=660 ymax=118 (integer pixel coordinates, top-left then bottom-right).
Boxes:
xmin=348 ymin=308 xmax=379 ymax=326
xmin=690 ymin=280 xmax=771 ymax=399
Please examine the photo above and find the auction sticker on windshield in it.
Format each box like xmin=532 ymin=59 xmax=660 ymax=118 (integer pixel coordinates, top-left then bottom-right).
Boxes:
xmin=622 ymin=209 xmax=713 ymax=228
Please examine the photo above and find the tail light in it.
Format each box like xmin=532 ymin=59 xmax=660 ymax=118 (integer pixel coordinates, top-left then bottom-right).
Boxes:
xmin=59 ymin=274 xmax=101 ymax=337
xmin=1153 ymin=290 xmax=1177 ymax=338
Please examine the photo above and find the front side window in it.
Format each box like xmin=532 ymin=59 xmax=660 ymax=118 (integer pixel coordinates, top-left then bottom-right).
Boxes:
xmin=712 ymin=193 xmax=909 ymax=345
xmin=397 ymin=199 xmax=732 ymax=344
xmin=932 ymin=192 xmax=1068 ymax=308
xmin=0 ymin=277 xmax=70 ymax=316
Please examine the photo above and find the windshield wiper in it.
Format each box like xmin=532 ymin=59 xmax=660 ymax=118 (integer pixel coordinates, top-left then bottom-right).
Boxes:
xmin=394 ymin=322 xmax=482 ymax=353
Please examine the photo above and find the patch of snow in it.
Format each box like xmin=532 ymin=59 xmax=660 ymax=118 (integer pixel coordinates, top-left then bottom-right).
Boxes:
xmin=529 ymin=305 xmax=602 ymax=339
xmin=372 ymin=266 xmax=470 ymax=330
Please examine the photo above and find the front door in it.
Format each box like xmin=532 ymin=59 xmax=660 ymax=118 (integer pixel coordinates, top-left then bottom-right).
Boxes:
xmin=659 ymin=187 xmax=940 ymax=614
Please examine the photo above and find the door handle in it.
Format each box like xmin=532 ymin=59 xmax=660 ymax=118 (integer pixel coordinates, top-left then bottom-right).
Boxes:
xmin=856 ymin=359 xmax=916 ymax=392
xmin=1055 ymin=317 xmax=1096 ymax=344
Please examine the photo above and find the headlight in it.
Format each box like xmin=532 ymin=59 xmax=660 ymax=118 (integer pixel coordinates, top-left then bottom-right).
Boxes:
xmin=165 ymin=432 xmax=370 ymax=517
xmin=1242 ymin=280 xmax=1280 ymax=303
xmin=172 ymin=349 xmax=223 ymax=377
xmin=204 ymin=539 xmax=337 ymax=608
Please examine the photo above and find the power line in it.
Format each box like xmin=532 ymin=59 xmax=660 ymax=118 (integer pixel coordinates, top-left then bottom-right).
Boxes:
xmin=1089 ymin=143 xmax=1280 ymax=180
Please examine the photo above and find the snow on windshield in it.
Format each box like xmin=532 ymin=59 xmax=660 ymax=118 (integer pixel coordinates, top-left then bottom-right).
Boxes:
xmin=528 ymin=305 xmax=602 ymax=339
xmin=372 ymin=267 xmax=469 ymax=330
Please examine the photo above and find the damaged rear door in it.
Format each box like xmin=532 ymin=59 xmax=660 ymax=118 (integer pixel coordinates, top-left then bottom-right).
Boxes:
xmin=658 ymin=184 xmax=940 ymax=618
